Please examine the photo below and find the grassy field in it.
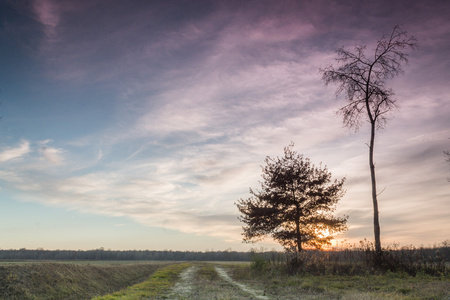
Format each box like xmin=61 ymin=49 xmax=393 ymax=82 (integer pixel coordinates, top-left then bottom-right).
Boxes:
xmin=0 ymin=260 xmax=448 ymax=299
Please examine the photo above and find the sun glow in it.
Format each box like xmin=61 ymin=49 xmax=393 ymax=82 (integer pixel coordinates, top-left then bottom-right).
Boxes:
xmin=317 ymin=229 xmax=330 ymax=239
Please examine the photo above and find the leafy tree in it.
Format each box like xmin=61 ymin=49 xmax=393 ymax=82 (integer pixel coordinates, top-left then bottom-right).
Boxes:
xmin=321 ymin=25 xmax=417 ymax=255
xmin=236 ymin=144 xmax=348 ymax=253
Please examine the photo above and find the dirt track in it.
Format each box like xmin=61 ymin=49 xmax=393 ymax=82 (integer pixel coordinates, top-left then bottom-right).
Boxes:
xmin=166 ymin=264 xmax=269 ymax=299
xmin=166 ymin=265 xmax=197 ymax=299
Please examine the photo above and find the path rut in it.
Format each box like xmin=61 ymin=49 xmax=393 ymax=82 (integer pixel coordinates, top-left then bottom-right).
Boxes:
xmin=214 ymin=266 xmax=269 ymax=300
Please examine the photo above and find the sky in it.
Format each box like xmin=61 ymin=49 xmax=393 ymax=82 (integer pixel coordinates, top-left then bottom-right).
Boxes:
xmin=0 ymin=0 xmax=449 ymax=251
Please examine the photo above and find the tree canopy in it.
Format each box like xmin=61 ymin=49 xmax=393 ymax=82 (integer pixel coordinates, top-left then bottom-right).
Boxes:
xmin=236 ymin=145 xmax=348 ymax=252
xmin=321 ymin=25 xmax=417 ymax=131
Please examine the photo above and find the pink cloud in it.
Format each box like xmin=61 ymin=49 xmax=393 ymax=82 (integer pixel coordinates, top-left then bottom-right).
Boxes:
xmin=33 ymin=0 xmax=59 ymax=39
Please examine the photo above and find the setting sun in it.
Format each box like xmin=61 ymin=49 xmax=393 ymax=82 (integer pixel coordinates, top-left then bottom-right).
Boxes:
xmin=316 ymin=229 xmax=331 ymax=239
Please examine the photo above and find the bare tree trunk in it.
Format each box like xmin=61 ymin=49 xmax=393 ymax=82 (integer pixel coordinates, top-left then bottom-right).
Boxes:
xmin=369 ymin=122 xmax=382 ymax=257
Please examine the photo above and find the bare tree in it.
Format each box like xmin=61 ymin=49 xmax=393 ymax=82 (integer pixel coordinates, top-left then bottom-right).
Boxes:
xmin=321 ymin=25 xmax=417 ymax=256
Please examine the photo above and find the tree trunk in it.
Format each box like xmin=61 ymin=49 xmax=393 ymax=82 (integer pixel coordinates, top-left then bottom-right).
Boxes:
xmin=296 ymin=219 xmax=302 ymax=253
xmin=369 ymin=122 xmax=382 ymax=257
xmin=294 ymin=190 xmax=303 ymax=253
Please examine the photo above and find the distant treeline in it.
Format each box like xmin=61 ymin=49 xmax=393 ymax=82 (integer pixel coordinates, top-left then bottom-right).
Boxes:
xmin=0 ymin=244 xmax=448 ymax=262
xmin=0 ymin=248 xmax=258 ymax=261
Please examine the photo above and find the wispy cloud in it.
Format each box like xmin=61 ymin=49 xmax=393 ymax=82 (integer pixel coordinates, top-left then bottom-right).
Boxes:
xmin=41 ymin=147 xmax=64 ymax=165
xmin=1 ymin=0 xmax=449 ymax=249
xmin=38 ymin=140 xmax=65 ymax=165
xmin=32 ymin=0 xmax=60 ymax=40
xmin=0 ymin=140 xmax=30 ymax=162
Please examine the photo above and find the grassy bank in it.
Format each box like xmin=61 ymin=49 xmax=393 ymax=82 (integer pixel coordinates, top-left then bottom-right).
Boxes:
xmin=0 ymin=261 xmax=169 ymax=299
xmin=224 ymin=262 xmax=450 ymax=299
xmin=93 ymin=263 xmax=190 ymax=299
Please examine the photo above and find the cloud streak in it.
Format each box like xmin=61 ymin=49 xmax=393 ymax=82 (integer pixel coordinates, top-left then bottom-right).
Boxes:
xmin=33 ymin=0 xmax=59 ymax=39
xmin=0 ymin=140 xmax=30 ymax=162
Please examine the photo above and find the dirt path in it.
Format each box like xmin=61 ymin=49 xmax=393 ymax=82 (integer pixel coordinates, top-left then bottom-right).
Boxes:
xmin=166 ymin=265 xmax=197 ymax=299
xmin=166 ymin=264 xmax=270 ymax=299
xmin=214 ymin=266 xmax=270 ymax=300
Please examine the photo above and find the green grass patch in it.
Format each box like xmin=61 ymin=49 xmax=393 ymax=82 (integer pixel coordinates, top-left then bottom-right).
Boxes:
xmin=93 ymin=263 xmax=190 ymax=299
xmin=196 ymin=264 xmax=219 ymax=281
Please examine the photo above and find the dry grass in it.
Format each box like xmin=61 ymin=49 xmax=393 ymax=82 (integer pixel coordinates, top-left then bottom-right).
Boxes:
xmin=0 ymin=261 xmax=169 ymax=299
xmin=222 ymin=262 xmax=450 ymax=299
xmin=0 ymin=259 xmax=448 ymax=299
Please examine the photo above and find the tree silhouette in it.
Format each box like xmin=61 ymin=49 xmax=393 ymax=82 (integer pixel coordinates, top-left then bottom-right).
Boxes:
xmin=236 ymin=144 xmax=347 ymax=253
xmin=321 ymin=25 xmax=417 ymax=256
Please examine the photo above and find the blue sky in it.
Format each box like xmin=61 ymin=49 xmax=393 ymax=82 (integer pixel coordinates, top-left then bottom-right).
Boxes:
xmin=0 ymin=0 xmax=449 ymax=251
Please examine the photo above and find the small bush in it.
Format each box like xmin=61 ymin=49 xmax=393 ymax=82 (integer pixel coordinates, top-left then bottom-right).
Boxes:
xmin=250 ymin=252 xmax=269 ymax=272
